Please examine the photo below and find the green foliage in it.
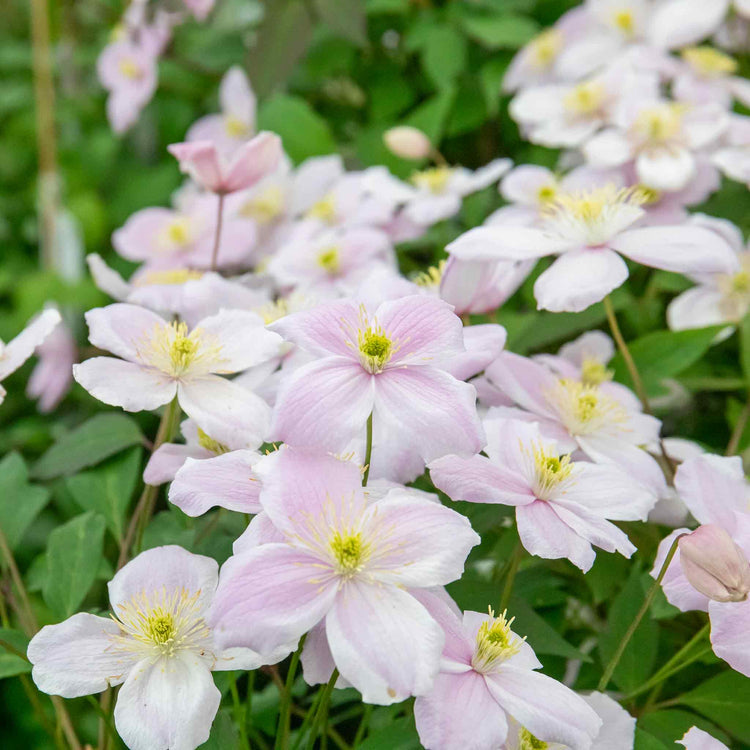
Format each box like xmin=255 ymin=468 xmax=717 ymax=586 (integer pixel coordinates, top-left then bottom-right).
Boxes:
xmin=0 ymin=453 xmax=50 ymax=550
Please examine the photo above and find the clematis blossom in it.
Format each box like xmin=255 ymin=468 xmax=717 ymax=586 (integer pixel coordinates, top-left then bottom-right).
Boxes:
xmin=27 ymin=546 xmax=291 ymax=750
xmin=430 ymin=417 xmax=652 ymax=571
xmin=412 ymin=592 xmax=601 ymax=750
xmin=447 ymin=184 xmax=738 ymax=312
xmin=26 ymin=315 xmax=76 ymax=413
xmin=73 ymin=303 xmax=282 ymax=448
xmin=679 ymin=727 xmax=730 ymax=750
xmin=209 ymin=447 xmax=480 ymax=704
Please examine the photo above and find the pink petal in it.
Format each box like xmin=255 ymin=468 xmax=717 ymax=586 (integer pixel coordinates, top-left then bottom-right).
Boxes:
xmin=271 ymin=358 xmax=375 ymax=452
xmin=84 ymin=303 xmax=166 ymax=362
xmin=447 ymin=226 xmax=571 ymax=262
xmin=429 ymin=453 xmax=535 ymax=507
xmin=651 ymin=529 xmax=710 ymax=612
xmin=361 ymin=493 xmax=479 ymax=587
xmin=73 ymin=358 xmax=177 ymax=411
xmin=410 ymin=588 xmax=474 ymax=667
xmin=169 ymin=449 xmax=262 ymax=516
xmin=415 ymin=671 xmax=509 ymax=750
xmin=143 ymin=443 xmax=210 ymax=486
xmin=28 ymin=613 xmax=132 ymax=697
xmin=611 ymin=226 xmax=739 ymax=275
xmin=0 ymin=308 xmax=61 ymax=381
xmin=373 ymin=367 xmax=484 ymax=463
xmin=325 ymin=581 xmax=444 ymax=704
xmin=210 ymin=544 xmax=338 ymax=654
xmin=679 ymin=726 xmax=731 ymax=750
xmin=485 ymin=666 xmax=601 ymax=750
xmin=222 ymin=132 xmax=283 ymax=193
xmin=708 ymin=597 xmax=750 ymax=678
xmin=534 ymin=249 xmax=629 ymax=313
xmin=232 ymin=512 xmax=286 ymax=554
xmin=484 ymin=352 xmax=560 ymax=420
xmin=177 ymin=375 xmax=271 ymax=449
xmin=168 ymin=141 xmax=223 ymax=193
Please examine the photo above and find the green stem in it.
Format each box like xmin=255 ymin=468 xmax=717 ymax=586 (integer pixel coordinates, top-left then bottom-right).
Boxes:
xmin=726 ymin=395 xmax=750 ymax=455
xmin=362 ymin=413 xmax=373 ymax=487
xmin=603 ymin=295 xmax=676 ymax=482
xmin=276 ymin=635 xmax=307 ymax=750
xmin=598 ymin=534 xmax=683 ymax=692
xmin=353 ymin=704 xmax=372 ymax=747
xmin=498 ymin=542 xmax=523 ymax=613
xmin=305 ymin=670 xmax=339 ymax=750
xmin=210 ymin=192 xmax=226 ymax=272
xmin=623 ymin=622 xmax=711 ymax=701
xmin=229 ymin=674 xmax=251 ymax=750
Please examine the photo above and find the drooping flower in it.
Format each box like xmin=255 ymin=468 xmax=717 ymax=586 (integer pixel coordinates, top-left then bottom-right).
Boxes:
xmin=412 ymin=592 xmax=601 ymax=750
xmin=73 ymin=303 xmax=282 ymax=447
xmin=430 ymin=417 xmax=652 ymax=571
xmin=27 ymin=546 xmax=291 ymax=750
xmin=25 ymin=312 xmax=75 ymax=413
xmin=269 ymin=295 xmax=485 ymax=468
xmin=447 ymin=184 xmax=738 ymax=312
xmin=0 ymin=308 xmax=61 ymax=406
xmin=209 ymin=447 xmax=480 ymax=704
xmin=168 ymin=132 xmax=282 ymax=195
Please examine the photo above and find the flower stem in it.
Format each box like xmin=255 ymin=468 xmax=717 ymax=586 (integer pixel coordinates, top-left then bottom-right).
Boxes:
xmin=726 ymin=395 xmax=750 ymax=455
xmin=353 ymin=704 xmax=372 ymax=747
xmin=117 ymin=397 xmax=181 ymax=570
xmin=229 ymin=674 xmax=251 ymax=750
xmin=276 ymin=635 xmax=307 ymax=750
xmin=210 ymin=192 xmax=226 ymax=272
xmin=498 ymin=542 xmax=523 ymax=613
xmin=305 ymin=669 xmax=339 ymax=750
xmin=362 ymin=413 xmax=373 ymax=487
xmin=597 ymin=534 xmax=683 ymax=692
xmin=603 ymin=295 xmax=676 ymax=481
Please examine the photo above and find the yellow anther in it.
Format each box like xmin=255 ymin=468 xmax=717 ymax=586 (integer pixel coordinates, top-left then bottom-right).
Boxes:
xmin=414 ymin=260 xmax=445 ymax=288
xmin=472 ymin=608 xmax=524 ymax=674
xmin=317 ymin=247 xmax=341 ymax=275
xmin=682 ymin=47 xmax=738 ymax=77
xmin=358 ymin=327 xmax=393 ymax=373
xmin=306 ymin=195 xmax=337 ymax=223
xmin=411 ymin=166 xmax=453 ymax=194
xmin=528 ymin=29 xmax=562 ymax=69
xmin=632 ymin=104 xmax=686 ymax=144
xmin=224 ymin=115 xmax=252 ymax=138
xmin=520 ymin=728 xmax=549 ymax=750
xmin=613 ymin=9 xmax=635 ymax=36
xmin=118 ymin=57 xmax=142 ymax=80
xmin=240 ymin=186 xmax=285 ymax=223
xmin=563 ymin=81 xmax=606 ymax=117
xmin=138 ymin=269 xmax=203 ymax=287
xmin=581 ymin=358 xmax=613 ymax=386
xmin=330 ymin=531 xmax=368 ymax=576
xmin=197 ymin=428 xmax=230 ymax=455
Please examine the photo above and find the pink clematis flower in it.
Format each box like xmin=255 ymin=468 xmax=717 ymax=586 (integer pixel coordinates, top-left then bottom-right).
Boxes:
xmin=27 ymin=546 xmax=291 ymax=750
xmin=412 ymin=592 xmax=601 ymax=750
xmin=73 ymin=303 xmax=282 ymax=448
xmin=447 ymin=184 xmax=738 ymax=312
xmin=168 ymin=132 xmax=282 ymax=194
xmin=0 ymin=308 xmax=61 ymax=406
xmin=268 ymin=295 xmax=485 ymax=465
xmin=483 ymin=351 xmax=667 ymax=499
xmin=26 ymin=315 xmax=76 ymax=413
xmin=209 ymin=447 xmax=480 ymax=704
xmin=186 ymin=67 xmax=256 ymax=156
xmin=430 ymin=417 xmax=652 ymax=571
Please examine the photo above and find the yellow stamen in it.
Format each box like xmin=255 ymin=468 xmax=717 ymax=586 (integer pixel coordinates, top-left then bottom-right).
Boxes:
xmin=529 ymin=444 xmax=573 ymax=499
xmin=306 ymin=195 xmax=337 ymax=223
xmin=411 ymin=166 xmax=453 ymax=194
xmin=580 ymin=357 xmax=614 ymax=386
xmin=472 ymin=608 xmax=524 ymax=674
xmin=632 ymin=103 xmax=686 ymax=145
xmin=519 ymin=728 xmax=549 ymax=750
xmin=118 ymin=57 xmax=142 ymax=80
xmin=528 ymin=29 xmax=562 ymax=69
xmin=140 ymin=321 xmax=222 ymax=377
xmin=257 ymin=298 xmax=289 ymax=325
xmin=317 ymin=246 xmax=341 ymax=275
xmin=358 ymin=326 xmax=393 ymax=373
xmin=329 ymin=531 xmax=369 ymax=577
xmin=136 ymin=269 xmax=203 ymax=287
xmin=682 ymin=47 xmax=737 ymax=77
xmin=239 ymin=185 xmax=285 ymax=223
xmin=414 ymin=260 xmax=445 ymax=288
xmin=546 ymin=379 xmax=628 ymax=436
xmin=612 ymin=9 xmax=635 ymax=36
xmin=563 ymin=81 xmax=606 ymax=117
xmin=536 ymin=183 xmax=558 ymax=204
xmin=197 ymin=428 xmax=230 ymax=455
xmin=224 ymin=115 xmax=252 ymax=138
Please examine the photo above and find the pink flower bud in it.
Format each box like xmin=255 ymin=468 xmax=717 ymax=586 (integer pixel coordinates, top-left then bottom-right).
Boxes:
xmin=679 ymin=525 xmax=750 ymax=603
xmin=383 ymin=126 xmax=432 ymax=160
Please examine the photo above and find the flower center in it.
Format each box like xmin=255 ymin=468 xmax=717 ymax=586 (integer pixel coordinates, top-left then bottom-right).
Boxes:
xmin=306 ymin=195 xmax=337 ymax=223
xmin=612 ymin=9 xmax=635 ymax=36
xmin=317 ymin=247 xmax=341 ymax=275
xmin=118 ymin=57 xmax=142 ymax=80
xmin=520 ymin=728 xmax=549 ymax=750
xmin=169 ymin=323 xmax=200 ymax=373
xmin=137 ymin=269 xmax=203 ymax=287
xmin=330 ymin=530 xmax=368 ymax=577
xmin=536 ymin=183 xmax=558 ymax=205
xmin=411 ymin=166 xmax=452 ymax=194
xmin=159 ymin=217 xmax=193 ymax=251
xmin=682 ymin=46 xmax=737 ymax=77
xmin=358 ymin=326 xmax=393 ymax=373
xmin=528 ymin=29 xmax=562 ymax=69
xmin=532 ymin=447 xmax=573 ymax=500
xmin=140 ymin=320 xmax=221 ymax=378
xmin=563 ymin=81 xmax=606 ymax=117
xmin=471 ymin=608 xmax=524 ymax=674
xmin=632 ymin=104 xmax=685 ymax=145
xmin=240 ymin=186 xmax=285 ymax=223
xmin=580 ymin=357 xmax=613 ymax=386
xmin=112 ymin=588 xmax=211 ymax=658
xmin=224 ymin=115 xmax=252 ymax=138
xmin=546 ymin=378 xmax=628 ymax=436
xmin=197 ymin=427 xmax=230 ymax=455
xmin=414 ymin=261 xmax=445 ymax=289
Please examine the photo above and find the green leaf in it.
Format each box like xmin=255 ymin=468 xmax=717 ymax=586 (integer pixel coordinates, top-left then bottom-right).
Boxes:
xmin=679 ymin=670 xmax=750 ymax=742
xmin=459 ymin=13 xmax=540 ymax=49
xmin=314 ymin=0 xmax=367 ymax=46
xmin=257 ymin=95 xmax=336 ymax=164
xmin=739 ymin=314 xmax=750 ymax=385
xmin=405 ymin=86 xmax=457 ymax=144
xmin=634 ymin=728 xmax=670 ymax=750
xmin=638 ymin=709 xmax=731 ymax=746
xmin=200 ymin=708 xmax=240 ymax=749
xmin=598 ymin=565 xmax=658 ymax=692
xmin=32 ymin=414 xmax=144 ymax=481
xmin=610 ymin=326 xmax=723 ymax=395
xmin=359 ymin=715 xmax=420 ymax=750
xmin=479 ymin=58 xmax=510 ymax=116
xmin=0 ymin=628 xmax=31 ymax=679
xmin=43 ymin=512 xmax=106 ymax=619
xmin=420 ymin=27 xmax=468 ymax=88
xmin=66 ymin=448 xmax=141 ymax=542
xmin=0 ymin=453 xmax=50 ymax=550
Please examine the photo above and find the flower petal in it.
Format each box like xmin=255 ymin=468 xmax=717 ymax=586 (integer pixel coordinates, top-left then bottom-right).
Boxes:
xmin=708 ymin=598 xmax=750 ymax=678
xmin=0 ymin=308 xmax=61 ymax=381
xmin=447 ymin=226 xmax=571 ymax=262
xmin=85 ymin=303 xmax=167 ymax=362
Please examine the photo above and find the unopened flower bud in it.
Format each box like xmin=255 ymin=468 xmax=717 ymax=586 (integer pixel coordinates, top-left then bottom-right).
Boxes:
xmin=679 ymin=525 xmax=750 ymax=603
xmin=383 ymin=126 xmax=432 ymax=160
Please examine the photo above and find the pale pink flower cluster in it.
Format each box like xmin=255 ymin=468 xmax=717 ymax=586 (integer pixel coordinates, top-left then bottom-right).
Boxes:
xmin=21 ymin=5 xmax=750 ymax=749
